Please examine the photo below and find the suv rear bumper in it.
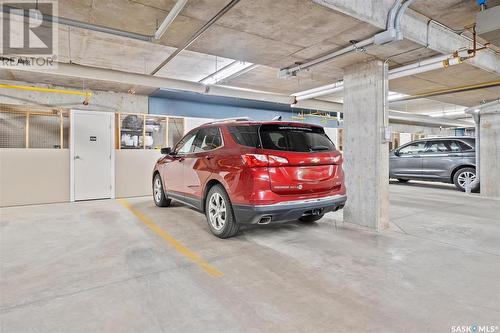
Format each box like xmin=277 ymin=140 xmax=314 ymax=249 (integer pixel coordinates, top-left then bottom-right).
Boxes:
xmin=232 ymin=194 xmax=347 ymax=224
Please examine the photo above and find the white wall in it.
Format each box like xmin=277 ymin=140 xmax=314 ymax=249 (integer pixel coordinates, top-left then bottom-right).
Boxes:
xmin=0 ymin=148 xmax=164 ymax=206
xmin=324 ymin=127 xmax=338 ymax=147
xmin=399 ymin=133 xmax=412 ymax=145
xmin=390 ymin=123 xmax=454 ymax=136
xmin=183 ymin=117 xmax=214 ymax=134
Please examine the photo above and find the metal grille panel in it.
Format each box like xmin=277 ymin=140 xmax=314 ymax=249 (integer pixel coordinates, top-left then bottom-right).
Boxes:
xmin=29 ymin=114 xmax=61 ymax=148
xmin=168 ymin=117 xmax=184 ymax=147
xmin=0 ymin=112 xmax=26 ymax=148
xmin=1 ymin=104 xmax=69 ymax=149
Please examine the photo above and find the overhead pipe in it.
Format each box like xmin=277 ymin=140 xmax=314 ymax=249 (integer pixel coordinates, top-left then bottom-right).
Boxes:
xmin=388 ymin=110 xmax=473 ymax=127
xmin=374 ymin=0 xmax=405 ymax=45
xmin=292 ymin=81 xmax=344 ymax=102
xmin=293 ymin=86 xmax=344 ymax=102
xmin=0 ymin=83 xmax=91 ymax=98
xmin=0 ymin=61 xmax=343 ymax=112
xmin=290 ymin=52 xmax=467 ymax=103
xmin=154 ymin=0 xmax=189 ymax=40
xmin=289 ymin=0 xmax=492 ymax=103
xmin=3 ymin=2 xmax=188 ymax=42
xmin=0 ymin=83 xmax=91 ymax=104
xmin=3 ymin=4 xmax=154 ymax=41
xmin=279 ymin=37 xmax=375 ymax=78
xmin=387 ymin=0 xmax=404 ymax=30
xmin=388 ymin=56 xmax=463 ymax=79
xmin=394 ymin=0 xmax=416 ymax=40
xmin=292 ymin=81 xmax=344 ymax=98
xmin=389 ymin=80 xmax=500 ymax=102
xmin=1 ymin=61 xmax=472 ymax=128
xmin=150 ymin=0 xmax=241 ymax=75
xmin=388 ymin=53 xmax=460 ymax=77
xmin=280 ymin=0 xmax=414 ymax=78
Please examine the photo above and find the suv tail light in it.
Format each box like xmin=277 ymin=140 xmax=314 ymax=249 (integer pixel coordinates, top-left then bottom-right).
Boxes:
xmin=242 ymin=154 xmax=289 ymax=167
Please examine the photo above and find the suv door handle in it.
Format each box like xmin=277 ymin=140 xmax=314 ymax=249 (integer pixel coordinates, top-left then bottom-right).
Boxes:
xmin=448 ymin=154 xmax=459 ymax=157
xmin=205 ymin=155 xmax=215 ymax=160
xmin=412 ymin=155 xmax=421 ymax=158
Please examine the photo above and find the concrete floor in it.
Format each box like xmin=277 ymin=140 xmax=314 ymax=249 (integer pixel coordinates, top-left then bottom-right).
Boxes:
xmin=1 ymin=182 xmax=499 ymax=332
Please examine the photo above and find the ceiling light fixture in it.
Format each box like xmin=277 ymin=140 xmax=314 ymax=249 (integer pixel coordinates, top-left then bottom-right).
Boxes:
xmin=427 ymin=110 xmax=467 ymax=117
xmin=200 ymin=61 xmax=254 ymax=85
xmin=388 ymin=91 xmax=409 ymax=102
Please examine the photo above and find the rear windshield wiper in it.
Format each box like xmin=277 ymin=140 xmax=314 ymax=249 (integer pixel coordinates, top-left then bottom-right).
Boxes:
xmin=309 ymin=145 xmax=330 ymax=151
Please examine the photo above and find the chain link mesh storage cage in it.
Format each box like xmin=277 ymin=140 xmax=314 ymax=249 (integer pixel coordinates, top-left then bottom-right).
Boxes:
xmin=117 ymin=113 xmax=184 ymax=150
xmin=0 ymin=104 xmax=69 ymax=149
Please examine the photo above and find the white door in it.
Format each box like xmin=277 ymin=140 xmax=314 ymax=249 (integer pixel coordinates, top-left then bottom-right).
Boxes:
xmin=400 ymin=133 xmax=412 ymax=146
xmin=71 ymin=111 xmax=114 ymax=201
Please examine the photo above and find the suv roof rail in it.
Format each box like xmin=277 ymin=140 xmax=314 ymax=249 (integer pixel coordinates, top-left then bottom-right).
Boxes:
xmin=205 ymin=117 xmax=251 ymax=125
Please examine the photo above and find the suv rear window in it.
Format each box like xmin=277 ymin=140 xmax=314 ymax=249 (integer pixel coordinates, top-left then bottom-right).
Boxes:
xmin=228 ymin=124 xmax=335 ymax=152
xmin=228 ymin=125 xmax=260 ymax=148
xmin=457 ymin=140 xmax=473 ymax=151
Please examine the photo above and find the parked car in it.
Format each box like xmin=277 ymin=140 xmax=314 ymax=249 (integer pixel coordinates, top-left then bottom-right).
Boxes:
xmin=152 ymin=119 xmax=347 ymax=238
xmin=389 ymin=137 xmax=478 ymax=192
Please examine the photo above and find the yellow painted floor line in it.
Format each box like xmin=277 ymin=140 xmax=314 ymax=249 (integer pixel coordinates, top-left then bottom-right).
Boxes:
xmin=118 ymin=199 xmax=223 ymax=278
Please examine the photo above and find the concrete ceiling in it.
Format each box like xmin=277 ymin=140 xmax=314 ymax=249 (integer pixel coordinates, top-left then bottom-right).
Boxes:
xmin=389 ymin=63 xmax=500 ymax=106
xmin=411 ymin=0 xmax=500 ymax=31
xmin=1 ymin=0 xmax=499 ymax=116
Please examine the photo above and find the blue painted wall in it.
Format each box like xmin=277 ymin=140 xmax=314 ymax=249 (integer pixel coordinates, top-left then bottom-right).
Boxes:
xmin=149 ymin=96 xmax=342 ymax=128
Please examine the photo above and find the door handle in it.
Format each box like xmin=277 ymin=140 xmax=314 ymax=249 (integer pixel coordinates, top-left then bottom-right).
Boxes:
xmin=412 ymin=155 xmax=421 ymax=158
xmin=448 ymin=154 xmax=459 ymax=157
xmin=75 ymin=155 xmax=81 ymax=160
xmin=205 ymin=155 xmax=215 ymax=160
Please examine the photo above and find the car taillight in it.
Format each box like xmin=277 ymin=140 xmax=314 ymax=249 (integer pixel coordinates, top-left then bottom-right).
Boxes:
xmin=241 ymin=154 xmax=289 ymax=167
xmin=242 ymin=154 xmax=268 ymax=167
xmin=268 ymin=155 xmax=288 ymax=166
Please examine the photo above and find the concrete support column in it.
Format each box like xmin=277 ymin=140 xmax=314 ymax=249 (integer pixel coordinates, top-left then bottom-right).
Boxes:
xmin=343 ymin=60 xmax=389 ymax=231
xmin=479 ymin=108 xmax=500 ymax=198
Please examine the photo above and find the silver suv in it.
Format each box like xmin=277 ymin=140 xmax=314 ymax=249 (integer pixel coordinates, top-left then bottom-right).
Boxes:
xmin=389 ymin=137 xmax=478 ymax=192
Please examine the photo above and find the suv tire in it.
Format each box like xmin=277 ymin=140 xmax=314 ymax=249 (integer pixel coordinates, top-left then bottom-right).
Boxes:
xmin=205 ymin=185 xmax=239 ymax=238
xmin=453 ymin=167 xmax=479 ymax=192
xmin=299 ymin=214 xmax=324 ymax=223
xmin=153 ymin=174 xmax=171 ymax=207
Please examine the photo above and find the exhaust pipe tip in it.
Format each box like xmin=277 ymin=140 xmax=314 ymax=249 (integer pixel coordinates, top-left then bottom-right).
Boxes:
xmin=258 ymin=216 xmax=272 ymax=225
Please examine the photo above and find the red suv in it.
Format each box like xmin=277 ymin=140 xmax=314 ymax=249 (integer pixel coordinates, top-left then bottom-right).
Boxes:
xmin=152 ymin=119 xmax=346 ymax=238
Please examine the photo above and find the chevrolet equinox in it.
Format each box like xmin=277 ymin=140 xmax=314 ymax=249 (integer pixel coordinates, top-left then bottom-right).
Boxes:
xmin=152 ymin=119 xmax=346 ymax=238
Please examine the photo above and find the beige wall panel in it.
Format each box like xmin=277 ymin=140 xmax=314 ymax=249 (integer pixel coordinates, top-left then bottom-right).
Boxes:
xmin=115 ymin=150 xmax=163 ymax=198
xmin=0 ymin=149 xmax=70 ymax=207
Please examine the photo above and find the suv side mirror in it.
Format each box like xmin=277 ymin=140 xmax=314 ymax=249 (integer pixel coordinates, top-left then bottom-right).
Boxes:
xmin=394 ymin=150 xmax=400 ymax=156
xmin=161 ymin=147 xmax=172 ymax=155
